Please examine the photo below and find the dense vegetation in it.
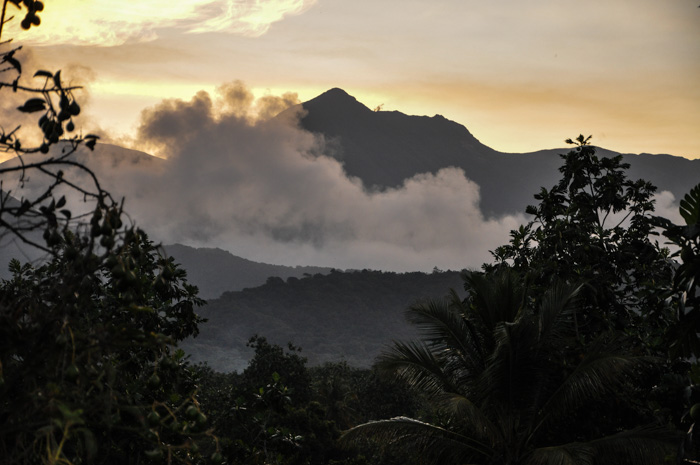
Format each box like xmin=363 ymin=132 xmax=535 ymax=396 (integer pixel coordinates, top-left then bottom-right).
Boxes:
xmin=342 ymin=136 xmax=700 ymax=464
xmin=184 ymin=269 xmax=464 ymax=371
xmin=2 ymin=3 xmax=700 ymax=464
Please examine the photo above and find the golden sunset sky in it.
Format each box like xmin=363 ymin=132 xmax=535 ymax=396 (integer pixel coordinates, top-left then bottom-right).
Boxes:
xmin=8 ymin=0 xmax=700 ymax=158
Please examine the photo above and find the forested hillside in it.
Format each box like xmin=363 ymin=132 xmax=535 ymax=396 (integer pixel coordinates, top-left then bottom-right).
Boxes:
xmin=183 ymin=269 xmax=466 ymax=371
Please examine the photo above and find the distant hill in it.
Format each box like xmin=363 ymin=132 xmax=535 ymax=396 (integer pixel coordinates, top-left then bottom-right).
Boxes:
xmin=0 ymin=142 xmax=162 ymax=177
xmin=163 ymin=244 xmax=333 ymax=299
xmin=181 ymin=269 xmax=466 ymax=372
xmin=0 ymin=221 xmax=45 ymax=278
xmin=286 ymin=88 xmax=700 ymax=216
xmin=0 ymin=238 xmax=333 ymax=296
xmin=0 ymin=143 xmax=163 ymax=280
xmin=0 ymin=147 xmax=335 ymax=292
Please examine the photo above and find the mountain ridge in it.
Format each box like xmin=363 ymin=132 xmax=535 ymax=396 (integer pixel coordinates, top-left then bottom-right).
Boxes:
xmin=2 ymin=88 xmax=698 ymax=285
xmin=286 ymin=88 xmax=699 ymax=216
xmin=163 ymin=244 xmax=333 ymax=299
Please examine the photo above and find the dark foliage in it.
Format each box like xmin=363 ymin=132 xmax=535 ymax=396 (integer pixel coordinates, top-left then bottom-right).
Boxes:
xmin=193 ymin=342 xmax=408 ymax=465
xmin=0 ymin=212 xmax=221 ymax=463
xmin=185 ymin=269 xmax=465 ymax=371
xmin=343 ymin=137 xmax=685 ymax=464
xmin=0 ymin=6 xmax=222 ymax=463
xmin=489 ymin=135 xmax=674 ymax=347
xmin=653 ymin=183 xmax=700 ymax=359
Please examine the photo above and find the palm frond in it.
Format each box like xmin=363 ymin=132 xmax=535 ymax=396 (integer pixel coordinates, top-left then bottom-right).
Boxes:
xmin=405 ymin=293 xmax=486 ymax=372
xmin=463 ymin=269 xmax=527 ymax=332
xmin=376 ymin=340 xmax=459 ymax=396
xmin=340 ymin=416 xmax=495 ymax=465
xmin=536 ymin=282 xmax=582 ymax=345
xmin=477 ymin=316 xmax=551 ymax=415
xmin=515 ymin=282 xmax=582 ymax=424
xmin=444 ymin=392 xmax=503 ymax=445
xmin=527 ymin=442 xmax=595 ymax=465
xmin=476 ymin=284 xmax=631 ymax=437
xmin=535 ymin=338 xmax=659 ymax=432
xmin=585 ymin=424 xmax=681 ymax=464
xmin=527 ymin=425 xmax=678 ymax=465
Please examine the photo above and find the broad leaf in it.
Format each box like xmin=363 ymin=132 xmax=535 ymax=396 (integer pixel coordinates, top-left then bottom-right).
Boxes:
xmin=679 ymin=182 xmax=700 ymax=226
xmin=17 ymin=98 xmax=46 ymax=113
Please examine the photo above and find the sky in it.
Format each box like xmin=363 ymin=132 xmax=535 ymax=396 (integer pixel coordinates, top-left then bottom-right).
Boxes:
xmin=6 ymin=0 xmax=700 ymax=158
xmin=0 ymin=1 xmax=696 ymax=272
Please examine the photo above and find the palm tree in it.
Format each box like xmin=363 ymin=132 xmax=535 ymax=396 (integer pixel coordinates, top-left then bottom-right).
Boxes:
xmin=342 ymin=269 xmax=678 ymax=464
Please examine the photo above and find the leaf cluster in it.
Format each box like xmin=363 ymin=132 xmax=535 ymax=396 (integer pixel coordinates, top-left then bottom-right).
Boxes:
xmin=653 ymin=182 xmax=700 ymax=358
xmin=489 ymin=138 xmax=674 ymax=348
xmin=1 ymin=0 xmax=103 ymax=253
xmin=0 ymin=210 xmax=221 ymax=464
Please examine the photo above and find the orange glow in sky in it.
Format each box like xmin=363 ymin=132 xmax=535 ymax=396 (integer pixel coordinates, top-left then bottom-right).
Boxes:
xmin=6 ymin=0 xmax=700 ymax=158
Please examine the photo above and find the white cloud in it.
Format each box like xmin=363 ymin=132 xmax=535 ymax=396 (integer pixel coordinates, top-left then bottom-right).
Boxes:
xmin=5 ymin=83 xmax=688 ymax=273
xmin=187 ymin=0 xmax=316 ymax=35
xmin=122 ymin=83 xmax=525 ymax=271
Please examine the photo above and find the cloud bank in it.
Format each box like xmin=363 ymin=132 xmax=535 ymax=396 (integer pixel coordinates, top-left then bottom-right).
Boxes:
xmin=3 ymin=82 xmax=684 ymax=272
xmin=118 ymin=82 xmax=523 ymax=271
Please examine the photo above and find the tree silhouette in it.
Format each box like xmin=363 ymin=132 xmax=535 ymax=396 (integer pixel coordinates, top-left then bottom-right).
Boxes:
xmin=0 ymin=4 xmax=221 ymax=463
xmin=1 ymin=0 xmax=103 ymax=253
xmin=489 ymin=135 xmax=673 ymax=347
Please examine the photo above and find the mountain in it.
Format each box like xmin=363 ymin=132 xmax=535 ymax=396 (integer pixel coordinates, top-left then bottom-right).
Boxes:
xmin=0 ymin=193 xmax=46 ymax=277
xmin=0 ymin=143 xmax=164 ymax=280
xmin=298 ymin=88 xmax=500 ymax=189
xmin=0 ymin=145 xmax=334 ymax=290
xmin=163 ymin=244 xmax=333 ymax=299
xmin=0 ymin=142 xmax=162 ymax=174
xmin=0 ymin=142 xmax=164 ymax=217
xmin=288 ymin=88 xmax=700 ymax=216
xmin=181 ymin=269 xmax=466 ymax=372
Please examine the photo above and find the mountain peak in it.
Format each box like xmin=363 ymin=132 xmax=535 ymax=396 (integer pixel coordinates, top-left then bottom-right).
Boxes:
xmin=321 ymin=87 xmax=351 ymax=98
xmin=303 ymin=88 xmax=371 ymax=116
